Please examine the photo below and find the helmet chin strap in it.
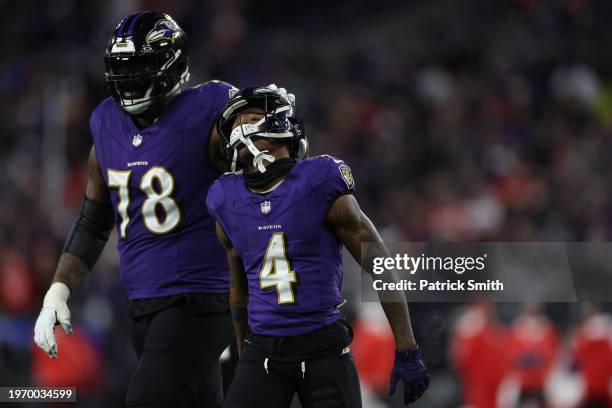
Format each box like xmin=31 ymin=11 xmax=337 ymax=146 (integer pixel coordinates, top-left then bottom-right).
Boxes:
xmin=230 ymin=117 xmax=276 ymax=173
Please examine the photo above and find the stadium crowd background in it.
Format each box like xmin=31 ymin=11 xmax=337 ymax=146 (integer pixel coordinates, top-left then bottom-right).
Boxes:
xmin=0 ymin=0 xmax=610 ymax=407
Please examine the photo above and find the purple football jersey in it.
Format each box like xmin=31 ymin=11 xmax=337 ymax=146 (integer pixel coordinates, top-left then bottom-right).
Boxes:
xmin=206 ymin=155 xmax=356 ymax=336
xmin=91 ymin=80 xmax=235 ymax=299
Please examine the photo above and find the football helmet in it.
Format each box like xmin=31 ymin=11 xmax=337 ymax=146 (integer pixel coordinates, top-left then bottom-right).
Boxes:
xmin=104 ymin=11 xmax=189 ymax=115
xmin=218 ymin=86 xmax=307 ymax=172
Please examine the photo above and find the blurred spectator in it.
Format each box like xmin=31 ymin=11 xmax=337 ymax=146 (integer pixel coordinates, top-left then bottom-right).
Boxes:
xmin=352 ymin=303 xmax=396 ymax=397
xmin=451 ymin=303 xmax=509 ymax=408
xmin=0 ymin=247 xmax=38 ymax=315
xmin=571 ymin=305 xmax=612 ymax=408
xmin=32 ymin=327 xmax=104 ymax=396
xmin=506 ymin=304 xmax=560 ymax=407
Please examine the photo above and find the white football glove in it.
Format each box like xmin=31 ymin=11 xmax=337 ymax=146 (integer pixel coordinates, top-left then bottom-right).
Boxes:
xmin=267 ymin=83 xmax=296 ymax=106
xmin=34 ymin=282 xmax=72 ymax=359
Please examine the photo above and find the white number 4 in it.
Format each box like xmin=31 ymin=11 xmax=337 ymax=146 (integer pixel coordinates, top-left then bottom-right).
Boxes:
xmin=260 ymin=232 xmax=297 ymax=304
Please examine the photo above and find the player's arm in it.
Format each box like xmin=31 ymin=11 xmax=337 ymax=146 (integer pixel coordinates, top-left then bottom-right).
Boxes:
xmin=326 ymin=194 xmax=429 ymax=404
xmin=55 ymin=147 xmax=113 ymax=289
xmin=326 ymin=194 xmax=416 ymax=351
xmin=215 ymin=222 xmax=249 ymax=355
xmin=208 ymin=126 xmax=230 ymax=173
xmin=34 ymin=147 xmax=114 ymax=358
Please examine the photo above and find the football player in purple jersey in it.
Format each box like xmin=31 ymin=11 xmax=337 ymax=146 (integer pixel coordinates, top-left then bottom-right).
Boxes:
xmin=32 ymin=11 xmax=273 ymax=408
xmin=206 ymin=87 xmax=429 ymax=407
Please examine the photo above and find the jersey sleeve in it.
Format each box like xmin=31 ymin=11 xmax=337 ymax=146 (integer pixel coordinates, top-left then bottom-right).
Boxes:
xmin=89 ymin=107 xmax=101 ymax=138
xmin=319 ymin=155 xmax=356 ymax=204
xmin=206 ymin=176 xmax=234 ymax=242
xmin=89 ymin=100 xmax=109 ymax=172
xmin=205 ymin=178 xmax=225 ymax=222
xmin=199 ymin=80 xmax=238 ymax=120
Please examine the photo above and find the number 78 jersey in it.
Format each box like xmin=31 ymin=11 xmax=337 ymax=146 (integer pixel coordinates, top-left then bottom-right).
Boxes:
xmin=206 ymin=156 xmax=356 ymax=336
xmin=90 ymin=81 xmax=234 ymax=300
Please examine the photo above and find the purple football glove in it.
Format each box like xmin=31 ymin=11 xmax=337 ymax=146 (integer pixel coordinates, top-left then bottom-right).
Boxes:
xmin=388 ymin=345 xmax=429 ymax=405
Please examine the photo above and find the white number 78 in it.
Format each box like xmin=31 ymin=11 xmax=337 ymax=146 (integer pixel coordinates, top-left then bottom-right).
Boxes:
xmin=107 ymin=167 xmax=180 ymax=238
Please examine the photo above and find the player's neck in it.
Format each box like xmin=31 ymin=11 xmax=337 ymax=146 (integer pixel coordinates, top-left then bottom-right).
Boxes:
xmin=130 ymin=92 xmax=178 ymax=129
xmin=249 ymin=177 xmax=285 ymax=194
xmin=244 ymin=154 xmax=296 ymax=193
xmin=133 ymin=113 xmax=158 ymax=129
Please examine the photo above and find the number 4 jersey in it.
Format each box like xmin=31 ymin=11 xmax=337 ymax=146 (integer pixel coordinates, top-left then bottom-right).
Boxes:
xmin=91 ymin=81 xmax=235 ymax=300
xmin=206 ymin=156 xmax=356 ymax=336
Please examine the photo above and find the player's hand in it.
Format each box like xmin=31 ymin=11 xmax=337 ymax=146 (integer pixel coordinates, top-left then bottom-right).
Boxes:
xmin=388 ymin=345 xmax=429 ymax=405
xmin=266 ymin=83 xmax=296 ymax=105
xmin=34 ymin=282 xmax=72 ymax=359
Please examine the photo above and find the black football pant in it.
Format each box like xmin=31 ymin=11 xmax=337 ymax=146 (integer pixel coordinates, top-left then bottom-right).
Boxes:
xmin=224 ymin=346 xmax=362 ymax=408
xmin=125 ymin=304 xmax=233 ymax=408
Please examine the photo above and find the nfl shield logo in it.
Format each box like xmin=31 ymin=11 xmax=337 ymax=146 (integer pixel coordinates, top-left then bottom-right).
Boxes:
xmin=260 ymin=200 xmax=271 ymax=214
xmin=132 ymin=134 xmax=143 ymax=147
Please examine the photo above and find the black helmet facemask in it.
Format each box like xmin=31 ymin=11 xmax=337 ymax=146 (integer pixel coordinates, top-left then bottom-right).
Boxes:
xmin=219 ymin=87 xmax=306 ymax=173
xmin=229 ymin=105 xmax=295 ymax=173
